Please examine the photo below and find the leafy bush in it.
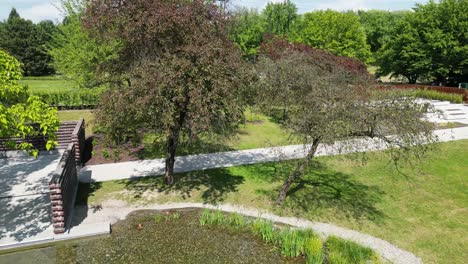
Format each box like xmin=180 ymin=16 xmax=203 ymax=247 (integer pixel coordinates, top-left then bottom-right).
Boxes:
xmin=410 ymin=89 xmax=463 ymax=103
xmin=31 ymin=88 xmax=104 ymax=109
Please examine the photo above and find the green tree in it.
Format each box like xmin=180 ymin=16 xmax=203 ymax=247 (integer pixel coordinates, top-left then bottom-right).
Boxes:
xmin=84 ymin=0 xmax=251 ymax=184
xmin=413 ymin=0 xmax=468 ymax=85
xmin=0 ymin=50 xmax=59 ymax=155
xmin=49 ymin=0 xmax=120 ymax=88
xmin=291 ymin=10 xmax=372 ymax=63
xmin=257 ymin=37 xmax=435 ymax=203
xmin=262 ymin=0 xmax=298 ymax=36
xmin=376 ymin=0 xmax=468 ymax=85
xmin=358 ymin=10 xmax=408 ymax=53
xmin=229 ymin=8 xmax=265 ymax=60
xmin=0 ymin=9 xmax=55 ymax=76
xmin=376 ymin=15 xmax=431 ymax=84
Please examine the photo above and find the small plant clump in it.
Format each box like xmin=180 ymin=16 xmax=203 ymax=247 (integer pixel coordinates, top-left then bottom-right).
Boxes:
xmin=199 ymin=209 xmax=381 ymax=264
xmin=153 ymin=211 xmax=181 ymax=223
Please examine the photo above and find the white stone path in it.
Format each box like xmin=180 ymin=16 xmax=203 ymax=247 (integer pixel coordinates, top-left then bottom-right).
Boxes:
xmin=79 ymin=126 xmax=468 ymax=183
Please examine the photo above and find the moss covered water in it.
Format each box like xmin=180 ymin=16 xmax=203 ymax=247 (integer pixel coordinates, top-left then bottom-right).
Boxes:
xmin=0 ymin=209 xmax=303 ymax=264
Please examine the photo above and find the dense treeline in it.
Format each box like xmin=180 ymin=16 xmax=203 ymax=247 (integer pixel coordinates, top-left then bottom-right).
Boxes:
xmin=0 ymin=0 xmax=466 ymax=85
xmin=229 ymin=0 xmax=467 ymax=85
xmin=0 ymin=9 xmax=57 ymax=76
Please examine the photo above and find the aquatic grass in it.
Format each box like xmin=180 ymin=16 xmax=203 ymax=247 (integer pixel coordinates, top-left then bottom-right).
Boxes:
xmin=326 ymin=236 xmax=380 ymax=264
xmin=251 ymin=219 xmax=277 ymax=244
xmin=278 ymin=229 xmax=314 ymax=258
xmin=198 ymin=210 xmax=381 ymax=264
xmin=199 ymin=209 xmax=227 ymax=226
xmin=305 ymin=237 xmax=324 ymax=264
xmin=228 ymin=212 xmax=245 ymax=228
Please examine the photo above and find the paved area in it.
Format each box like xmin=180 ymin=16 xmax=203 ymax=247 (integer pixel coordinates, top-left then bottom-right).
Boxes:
xmin=421 ymin=99 xmax=468 ymax=124
xmin=0 ymin=154 xmax=61 ymax=246
xmin=74 ymin=201 xmax=422 ymax=264
xmin=0 ymin=154 xmax=110 ymax=250
xmin=80 ymin=126 xmax=468 ymax=183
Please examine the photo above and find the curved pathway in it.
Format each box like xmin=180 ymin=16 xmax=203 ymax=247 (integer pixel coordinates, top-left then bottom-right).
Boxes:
xmin=73 ymin=201 xmax=423 ymax=264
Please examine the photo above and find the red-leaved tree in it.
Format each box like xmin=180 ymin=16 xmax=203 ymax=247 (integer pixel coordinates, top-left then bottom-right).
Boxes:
xmin=83 ymin=0 xmax=251 ymax=184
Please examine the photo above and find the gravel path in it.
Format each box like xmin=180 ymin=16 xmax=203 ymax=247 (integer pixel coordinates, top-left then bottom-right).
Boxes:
xmin=73 ymin=201 xmax=423 ymax=264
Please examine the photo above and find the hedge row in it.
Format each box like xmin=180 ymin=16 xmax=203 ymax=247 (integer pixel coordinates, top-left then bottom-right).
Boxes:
xmin=410 ymin=89 xmax=463 ymax=104
xmin=31 ymin=88 xmax=104 ymax=109
xmin=381 ymin=84 xmax=468 ymax=103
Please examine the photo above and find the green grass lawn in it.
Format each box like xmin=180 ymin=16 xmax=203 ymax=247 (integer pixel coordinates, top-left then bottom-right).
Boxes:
xmin=78 ymin=140 xmax=468 ymax=264
xmin=19 ymin=76 xmax=77 ymax=93
xmin=57 ymin=110 xmax=95 ymax=136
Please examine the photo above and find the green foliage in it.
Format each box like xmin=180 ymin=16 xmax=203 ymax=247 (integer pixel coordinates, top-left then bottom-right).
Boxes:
xmin=326 ymin=236 xmax=380 ymax=264
xmin=251 ymin=219 xmax=278 ymax=244
xmin=0 ymin=50 xmax=59 ymax=155
xmin=229 ymin=8 xmax=265 ymax=59
xmin=49 ymin=0 xmax=120 ymax=88
xmin=377 ymin=0 xmax=468 ymax=85
xmin=278 ymin=229 xmax=315 ymax=258
xmin=262 ymin=0 xmax=298 ymax=36
xmin=31 ymin=87 xmax=103 ymax=109
xmin=305 ymin=237 xmax=324 ymax=264
xmin=358 ymin=10 xmax=408 ymax=54
xmin=291 ymin=10 xmax=372 ymax=63
xmin=101 ymin=148 xmax=110 ymax=159
xmin=228 ymin=212 xmax=245 ymax=228
xmin=0 ymin=9 xmax=56 ymax=76
xmin=199 ymin=209 xmax=227 ymax=226
xmin=376 ymin=13 xmax=430 ymax=83
xmin=409 ymin=89 xmax=463 ymax=103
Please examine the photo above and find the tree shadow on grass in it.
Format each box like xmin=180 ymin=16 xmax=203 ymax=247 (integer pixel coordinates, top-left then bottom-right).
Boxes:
xmin=121 ymin=168 xmax=244 ymax=204
xmin=262 ymin=162 xmax=386 ymax=223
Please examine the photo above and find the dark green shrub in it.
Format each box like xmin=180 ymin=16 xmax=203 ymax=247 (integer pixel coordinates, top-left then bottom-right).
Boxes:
xmin=31 ymin=88 xmax=104 ymax=109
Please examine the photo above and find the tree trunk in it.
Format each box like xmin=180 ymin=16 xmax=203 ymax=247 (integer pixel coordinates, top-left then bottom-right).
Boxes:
xmin=277 ymin=138 xmax=321 ymax=204
xmin=164 ymin=109 xmax=186 ymax=185
xmin=164 ymin=129 xmax=179 ymax=185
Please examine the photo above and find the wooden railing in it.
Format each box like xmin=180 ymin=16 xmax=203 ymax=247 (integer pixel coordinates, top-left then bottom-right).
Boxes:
xmin=48 ymin=143 xmax=79 ymax=234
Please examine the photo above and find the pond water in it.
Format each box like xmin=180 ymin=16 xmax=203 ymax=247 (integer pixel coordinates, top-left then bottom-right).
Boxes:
xmin=0 ymin=209 xmax=303 ymax=264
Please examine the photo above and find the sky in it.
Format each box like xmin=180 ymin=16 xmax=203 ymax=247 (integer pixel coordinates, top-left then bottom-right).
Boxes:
xmin=0 ymin=0 xmax=433 ymax=23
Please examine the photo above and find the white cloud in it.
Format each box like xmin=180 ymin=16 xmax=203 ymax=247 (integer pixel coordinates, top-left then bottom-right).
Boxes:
xmin=18 ymin=1 xmax=62 ymax=23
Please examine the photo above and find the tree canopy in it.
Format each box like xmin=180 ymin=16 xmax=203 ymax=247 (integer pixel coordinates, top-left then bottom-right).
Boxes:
xmin=262 ymin=0 xmax=298 ymax=36
xmin=291 ymin=10 xmax=372 ymax=63
xmin=257 ymin=36 xmax=435 ymax=203
xmin=229 ymin=8 xmax=265 ymax=60
xmin=377 ymin=0 xmax=468 ymax=85
xmin=0 ymin=50 xmax=59 ymax=155
xmin=0 ymin=9 xmax=56 ymax=76
xmin=83 ymin=0 xmax=251 ymax=184
xmin=49 ymin=0 xmax=120 ymax=88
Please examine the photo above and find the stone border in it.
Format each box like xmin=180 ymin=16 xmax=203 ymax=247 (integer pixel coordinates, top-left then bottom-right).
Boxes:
xmin=81 ymin=202 xmax=423 ymax=264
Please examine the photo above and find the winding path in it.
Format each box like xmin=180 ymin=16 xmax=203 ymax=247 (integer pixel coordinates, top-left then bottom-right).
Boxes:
xmin=73 ymin=201 xmax=423 ymax=264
